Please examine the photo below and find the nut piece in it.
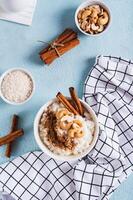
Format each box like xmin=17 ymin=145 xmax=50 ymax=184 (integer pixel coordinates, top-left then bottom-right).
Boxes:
xmin=91 ymin=23 xmax=99 ymax=31
xmin=91 ymin=16 xmax=98 ymax=24
xmin=86 ymin=24 xmax=91 ymax=31
xmin=68 ymin=128 xmax=84 ymax=138
xmin=98 ymin=25 xmax=104 ymax=32
xmin=75 ymin=130 xmax=84 ymax=138
xmin=81 ymin=9 xmax=91 ymax=19
xmin=98 ymin=11 xmax=109 ymax=25
xmin=93 ymin=5 xmax=101 ymax=13
xmin=68 ymin=129 xmax=76 ymax=138
xmin=59 ymin=120 xmax=72 ymax=130
xmin=86 ymin=25 xmax=94 ymax=34
xmin=73 ymin=120 xmax=83 ymax=128
xmin=99 ymin=8 xmax=104 ymax=16
xmin=56 ymin=108 xmax=71 ymax=119
xmin=90 ymin=8 xmax=98 ymax=18
xmin=81 ymin=20 xmax=88 ymax=30
xmin=77 ymin=10 xmax=82 ymax=19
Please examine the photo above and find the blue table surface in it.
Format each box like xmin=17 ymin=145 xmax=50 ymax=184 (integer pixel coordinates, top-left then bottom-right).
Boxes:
xmin=0 ymin=0 xmax=133 ymax=199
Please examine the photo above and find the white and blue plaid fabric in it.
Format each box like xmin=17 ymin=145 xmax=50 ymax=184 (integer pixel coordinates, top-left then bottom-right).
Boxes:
xmin=0 ymin=56 xmax=133 ymax=200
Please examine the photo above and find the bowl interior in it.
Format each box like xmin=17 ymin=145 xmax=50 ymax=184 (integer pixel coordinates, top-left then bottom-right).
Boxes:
xmin=34 ymin=98 xmax=99 ymax=161
xmin=75 ymin=0 xmax=111 ymax=36
xmin=0 ymin=68 xmax=35 ymax=105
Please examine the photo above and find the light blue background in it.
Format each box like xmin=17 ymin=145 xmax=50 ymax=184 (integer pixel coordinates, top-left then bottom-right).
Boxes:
xmin=0 ymin=0 xmax=132 ymax=199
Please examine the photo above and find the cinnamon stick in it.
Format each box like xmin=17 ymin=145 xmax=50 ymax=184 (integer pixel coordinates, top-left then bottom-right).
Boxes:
xmin=5 ymin=115 xmax=19 ymax=158
xmin=54 ymin=28 xmax=77 ymax=44
xmin=0 ymin=129 xmax=24 ymax=146
xmin=69 ymin=87 xmax=83 ymax=116
xmin=56 ymin=92 xmax=79 ymax=115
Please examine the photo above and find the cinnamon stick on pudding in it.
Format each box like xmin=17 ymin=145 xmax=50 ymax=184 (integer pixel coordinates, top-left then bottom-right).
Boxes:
xmin=69 ymin=87 xmax=83 ymax=116
xmin=39 ymin=28 xmax=80 ymax=65
xmin=5 ymin=115 xmax=19 ymax=158
xmin=56 ymin=92 xmax=79 ymax=115
xmin=0 ymin=129 xmax=24 ymax=146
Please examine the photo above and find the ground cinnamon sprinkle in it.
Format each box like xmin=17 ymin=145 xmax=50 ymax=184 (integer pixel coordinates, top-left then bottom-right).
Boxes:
xmin=41 ymin=109 xmax=75 ymax=151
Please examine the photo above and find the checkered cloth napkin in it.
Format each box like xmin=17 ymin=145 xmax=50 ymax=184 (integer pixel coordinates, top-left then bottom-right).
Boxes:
xmin=0 ymin=55 xmax=133 ymax=200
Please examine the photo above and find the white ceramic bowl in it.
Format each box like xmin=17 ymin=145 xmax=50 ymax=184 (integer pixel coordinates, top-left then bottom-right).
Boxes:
xmin=75 ymin=0 xmax=111 ymax=36
xmin=0 ymin=68 xmax=35 ymax=105
xmin=34 ymin=98 xmax=99 ymax=161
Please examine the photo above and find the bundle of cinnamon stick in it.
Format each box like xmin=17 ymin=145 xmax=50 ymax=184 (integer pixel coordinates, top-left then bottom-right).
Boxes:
xmin=56 ymin=87 xmax=84 ymax=116
xmin=0 ymin=115 xmax=24 ymax=158
xmin=39 ymin=28 xmax=80 ymax=65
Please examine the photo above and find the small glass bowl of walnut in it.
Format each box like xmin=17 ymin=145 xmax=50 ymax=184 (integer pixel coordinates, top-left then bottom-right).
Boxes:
xmin=75 ymin=0 xmax=111 ymax=36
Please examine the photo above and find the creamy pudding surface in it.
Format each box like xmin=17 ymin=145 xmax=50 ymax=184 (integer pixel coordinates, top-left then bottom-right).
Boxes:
xmin=39 ymin=100 xmax=95 ymax=156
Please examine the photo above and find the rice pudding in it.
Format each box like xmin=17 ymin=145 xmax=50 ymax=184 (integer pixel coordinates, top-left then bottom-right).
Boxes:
xmin=39 ymin=100 xmax=95 ymax=156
